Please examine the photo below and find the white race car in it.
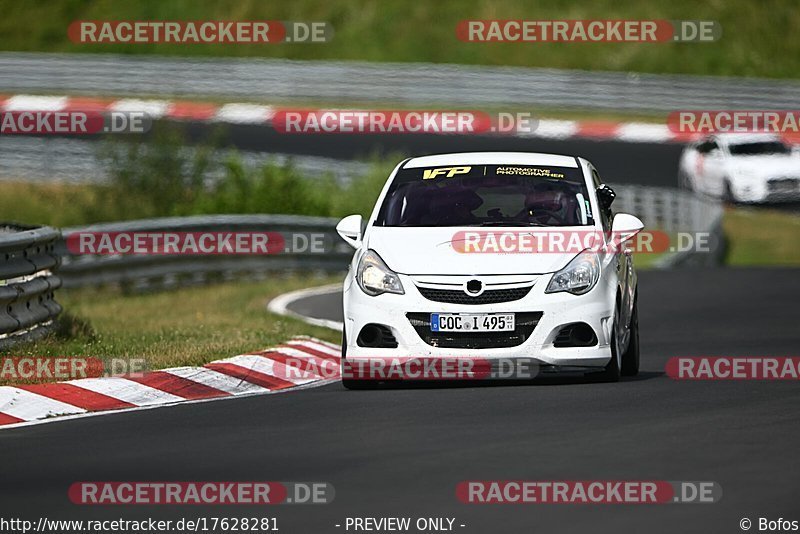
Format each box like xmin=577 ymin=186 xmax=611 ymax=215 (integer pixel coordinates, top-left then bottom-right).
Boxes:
xmin=336 ymin=152 xmax=644 ymax=386
xmin=678 ymin=133 xmax=800 ymax=203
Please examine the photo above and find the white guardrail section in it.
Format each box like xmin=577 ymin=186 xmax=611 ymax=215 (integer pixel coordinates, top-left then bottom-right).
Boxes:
xmin=612 ymin=185 xmax=724 ymax=268
xmin=1 ymin=52 xmax=799 ymax=111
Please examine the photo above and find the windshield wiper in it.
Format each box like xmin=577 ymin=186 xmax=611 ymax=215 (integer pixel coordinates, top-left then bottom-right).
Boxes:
xmin=476 ymin=221 xmax=548 ymax=227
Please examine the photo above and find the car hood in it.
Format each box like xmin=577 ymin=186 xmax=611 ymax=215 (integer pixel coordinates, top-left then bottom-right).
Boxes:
xmin=726 ymin=154 xmax=800 ymax=177
xmin=365 ymin=227 xmax=595 ymax=276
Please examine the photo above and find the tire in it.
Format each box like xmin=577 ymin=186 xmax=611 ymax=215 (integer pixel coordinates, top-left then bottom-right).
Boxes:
xmin=340 ymin=330 xmax=379 ymax=390
xmin=678 ymin=169 xmax=693 ymax=191
xmin=620 ymin=296 xmax=640 ymax=377
xmin=342 ymin=378 xmax=376 ymax=390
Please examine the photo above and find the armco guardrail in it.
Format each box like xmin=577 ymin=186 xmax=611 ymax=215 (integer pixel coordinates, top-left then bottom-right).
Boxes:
xmin=613 ymin=186 xmax=725 ymax=268
xmin=57 ymin=214 xmax=354 ymax=292
xmin=0 ymin=224 xmax=62 ymax=349
xmin=2 ymin=52 xmax=799 ymax=112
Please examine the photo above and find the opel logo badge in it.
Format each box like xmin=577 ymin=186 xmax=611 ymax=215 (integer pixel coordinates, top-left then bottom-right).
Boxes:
xmin=465 ymin=279 xmax=483 ymax=296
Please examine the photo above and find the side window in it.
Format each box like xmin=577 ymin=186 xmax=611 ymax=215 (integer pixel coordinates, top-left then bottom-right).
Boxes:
xmin=590 ymin=168 xmax=602 ymax=189
xmin=591 ymin=169 xmax=611 ymax=232
xmin=697 ymin=139 xmax=719 ymax=154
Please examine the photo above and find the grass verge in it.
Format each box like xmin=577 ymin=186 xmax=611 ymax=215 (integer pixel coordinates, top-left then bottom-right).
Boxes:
xmin=0 ymin=131 xmax=396 ymax=227
xmin=1 ymin=275 xmax=342 ymax=384
xmin=723 ymin=207 xmax=800 ymax=266
xmin=0 ymin=0 xmax=798 ymax=79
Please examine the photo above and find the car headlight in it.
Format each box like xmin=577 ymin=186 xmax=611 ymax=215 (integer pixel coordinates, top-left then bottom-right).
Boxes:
xmin=733 ymin=168 xmax=756 ymax=179
xmin=357 ymin=250 xmax=405 ymax=296
xmin=545 ymin=249 xmax=601 ymax=295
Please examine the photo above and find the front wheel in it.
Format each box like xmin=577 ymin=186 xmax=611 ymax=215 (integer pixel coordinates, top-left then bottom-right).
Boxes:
xmin=678 ymin=169 xmax=693 ymax=191
xmin=340 ymin=331 xmax=380 ymax=390
xmin=620 ymin=296 xmax=640 ymax=376
xmin=598 ymin=332 xmax=621 ymax=382
xmin=342 ymin=378 xmax=376 ymax=390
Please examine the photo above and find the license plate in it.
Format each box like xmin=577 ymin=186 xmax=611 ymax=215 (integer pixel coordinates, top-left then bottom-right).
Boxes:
xmin=430 ymin=313 xmax=515 ymax=332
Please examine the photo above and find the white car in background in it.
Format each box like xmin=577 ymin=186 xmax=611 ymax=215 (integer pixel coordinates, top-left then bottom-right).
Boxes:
xmin=678 ymin=133 xmax=800 ymax=203
xmin=335 ymin=152 xmax=644 ymax=387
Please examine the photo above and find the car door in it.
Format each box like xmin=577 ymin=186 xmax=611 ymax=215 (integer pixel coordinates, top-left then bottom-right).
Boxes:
xmin=590 ymin=167 xmax=632 ymax=336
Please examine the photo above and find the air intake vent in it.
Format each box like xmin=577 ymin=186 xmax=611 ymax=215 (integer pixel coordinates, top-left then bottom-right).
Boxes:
xmin=356 ymin=324 xmax=398 ymax=348
xmin=417 ymin=285 xmax=531 ymax=305
xmin=553 ymin=323 xmax=598 ymax=347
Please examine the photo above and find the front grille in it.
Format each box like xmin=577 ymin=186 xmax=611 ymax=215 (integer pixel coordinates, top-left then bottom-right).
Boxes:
xmin=407 ymin=312 xmax=543 ymax=349
xmin=416 ymin=285 xmax=532 ymax=305
xmin=768 ymin=178 xmax=800 ymax=193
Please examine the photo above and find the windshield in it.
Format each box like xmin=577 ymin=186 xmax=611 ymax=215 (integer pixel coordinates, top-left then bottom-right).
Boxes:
xmin=375 ymin=164 xmax=594 ymax=227
xmin=729 ymin=141 xmax=791 ymax=156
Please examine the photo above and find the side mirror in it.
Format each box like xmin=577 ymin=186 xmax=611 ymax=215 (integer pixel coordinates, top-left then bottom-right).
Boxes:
xmin=611 ymin=213 xmax=645 ymax=244
xmin=596 ymin=184 xmax=616 ymax=212
xmin=336 ymin=214 xmax=363 ymax=248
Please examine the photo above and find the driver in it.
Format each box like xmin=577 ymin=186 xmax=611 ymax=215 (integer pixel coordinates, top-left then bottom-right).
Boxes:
xmin=515 ymin=187 xmax=568 ymax=225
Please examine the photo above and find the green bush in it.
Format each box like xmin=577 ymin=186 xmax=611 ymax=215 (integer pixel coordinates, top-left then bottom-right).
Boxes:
xmin=93 ymin=126 xmax=395 ymax=222
xmin=1 ymin=126 xmax=397 ymax=227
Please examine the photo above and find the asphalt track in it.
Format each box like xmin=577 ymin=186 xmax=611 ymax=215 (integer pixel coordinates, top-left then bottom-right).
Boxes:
xmin=44 ymin=117 xmax=687 ymax=185
xmin=182 ymin=122 xmax=684 ymax=186
xmin=2 ymin=267 xmax=799 ymax=533
xmin=13 ymin=124 xmax=683 ymax=187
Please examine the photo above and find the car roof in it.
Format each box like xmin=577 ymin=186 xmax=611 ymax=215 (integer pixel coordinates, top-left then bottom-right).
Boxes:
xmin=712 ymin=133 xmax=784 ymax=145
xmin=403 ymin=152 xmax=579 ymax=168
